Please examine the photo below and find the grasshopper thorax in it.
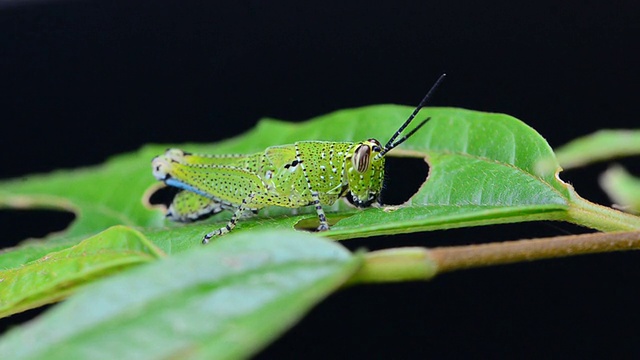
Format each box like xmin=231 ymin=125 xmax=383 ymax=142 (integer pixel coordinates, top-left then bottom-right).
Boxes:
xmin=346 ymin=138 xmax=385 ymax=207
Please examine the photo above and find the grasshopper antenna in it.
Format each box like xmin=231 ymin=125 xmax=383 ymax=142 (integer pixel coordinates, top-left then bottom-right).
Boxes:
xmin=380 ymin=73 xmax=446 ymax=156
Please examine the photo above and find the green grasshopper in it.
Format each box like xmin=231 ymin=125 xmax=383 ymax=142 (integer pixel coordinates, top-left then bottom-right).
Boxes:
xmin=152 ymin=74 xmax=445 ymax=243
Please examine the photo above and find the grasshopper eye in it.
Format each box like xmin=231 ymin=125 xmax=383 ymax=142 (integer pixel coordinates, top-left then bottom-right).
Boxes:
xmin=368 ymin=139 xmax=382 ymax=152
xmin=352 ymin=144 xmax=371 ymax=173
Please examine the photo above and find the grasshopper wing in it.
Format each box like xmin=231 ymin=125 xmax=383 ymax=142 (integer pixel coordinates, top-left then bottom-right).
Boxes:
xmin=263 ymin=145 xmax=298 ymax=169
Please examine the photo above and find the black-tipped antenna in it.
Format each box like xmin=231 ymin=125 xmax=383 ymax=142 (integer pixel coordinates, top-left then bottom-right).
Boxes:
xmin=380 ymin=73 xmax=446 ymax=155
xmin=384 ymin=117 xmax=430 ymax=151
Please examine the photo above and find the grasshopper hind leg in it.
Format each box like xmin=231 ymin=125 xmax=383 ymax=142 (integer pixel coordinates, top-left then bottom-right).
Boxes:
xmin=202 ymin=193 xmax=256 ymax=244
xmin=201 ymin=191 xmax=330 ymax=244
xmin=166 ymin=190 xmax=225 ymax=222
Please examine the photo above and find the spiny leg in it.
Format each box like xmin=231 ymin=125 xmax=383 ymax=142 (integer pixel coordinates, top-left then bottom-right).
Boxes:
xmin=295 ymin=143 xmax=330 ymax=232
xmin=202 ymin=193 xmax=255 ymax=244
xmin=311 ymin=191 xmax=330 ymax=231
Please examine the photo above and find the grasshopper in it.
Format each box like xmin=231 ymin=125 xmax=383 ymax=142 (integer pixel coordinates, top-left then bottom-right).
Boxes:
xmin=152 ymin=74 xmax=445 ymax=243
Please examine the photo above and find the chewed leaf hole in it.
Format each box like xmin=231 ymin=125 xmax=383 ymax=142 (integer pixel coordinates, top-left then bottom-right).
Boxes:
xmin=380 ymin=156 xmax=430 ymax=205
xmin=0 ymin=209 xmax=75 ymax=247
xmin=294 ymin=215 xmax=349 ymax=232
xmin=146 ymin=185 xmax=180 ymax=209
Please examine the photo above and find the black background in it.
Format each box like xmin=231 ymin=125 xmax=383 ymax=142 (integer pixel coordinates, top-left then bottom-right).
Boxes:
xmin=2 ymin=0 xmax=639 ymax=358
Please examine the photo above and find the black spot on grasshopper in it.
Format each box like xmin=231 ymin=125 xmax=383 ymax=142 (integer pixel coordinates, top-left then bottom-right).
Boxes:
xmin=284 ymin=159 xmax=302 ymax=169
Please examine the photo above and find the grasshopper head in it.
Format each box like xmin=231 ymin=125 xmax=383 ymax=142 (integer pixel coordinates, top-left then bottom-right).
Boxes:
xmin=346 ymin=139 xmax=385 ymax=207
xmin=344 ymin=73 xmax=447 ymax=207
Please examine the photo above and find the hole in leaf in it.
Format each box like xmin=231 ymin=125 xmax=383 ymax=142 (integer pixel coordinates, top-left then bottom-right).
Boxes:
xmin=147 ymin=185 xmax=180 ymax=209
xmin=0 ymin=304 xmax=52 ymax=333
xmin=380 ymin=156 xmax=429 ymax=205
xmin=294 ymin=215 xmax=350 ymax=232
xmin=0 ymin=209 xmax=75 ymax=247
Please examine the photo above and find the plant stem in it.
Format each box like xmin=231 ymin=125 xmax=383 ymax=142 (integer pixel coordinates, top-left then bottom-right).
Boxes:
xmin=431 ymin=230 xmax=640 ymax=273
xmin=347 ymin=247 xmax=438 ymax=284
xmin=351 ymin=230 xmax=640 ymax=284
xmin=565 ymin=189 xmax=640 ymax=231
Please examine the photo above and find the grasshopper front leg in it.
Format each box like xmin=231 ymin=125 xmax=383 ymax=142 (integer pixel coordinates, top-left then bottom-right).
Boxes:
xmin=202 ymin=193 xmax=256 ymax=244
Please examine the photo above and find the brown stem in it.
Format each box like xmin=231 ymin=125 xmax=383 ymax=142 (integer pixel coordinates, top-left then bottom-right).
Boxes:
xmin=430 ymin=230 xmax=640 ymax=273
xmin=351 ymin=230 xmax=640 ymax=284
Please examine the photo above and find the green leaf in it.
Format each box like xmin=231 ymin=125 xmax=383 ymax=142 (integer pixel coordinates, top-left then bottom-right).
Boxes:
xmin=2 ymin=105 xmax=640 ymax=316
xmin=325 ymin=108 xmax=574 ymax=238
xmin=0 ymin=226 xmax=165 ymax=318
xmin=600 ymin=165 xmax=640 ymax=213
xmin=0 ymin=230 xmax=360 ymax=360
xmin=0 ymin=153 xmax=166 ymax=236
xmin=166 ymin=107 xmax=639 ymax=236
xmin=0 ymin=106 xmax=575 ymax=245
xmin=550 ymin=130 xmax=640 ymax=215
xmin=554 ymin=129 xmax=640 ymax=169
